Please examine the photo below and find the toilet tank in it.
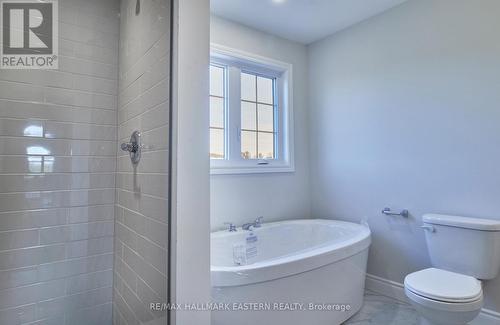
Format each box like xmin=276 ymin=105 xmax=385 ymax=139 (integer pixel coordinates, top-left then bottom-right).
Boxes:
xmin=422 ymin=214 xmax=500 ymax=280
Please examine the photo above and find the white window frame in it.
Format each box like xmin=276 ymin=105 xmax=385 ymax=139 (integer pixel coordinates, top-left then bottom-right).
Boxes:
xmin=210 ymin=43 xmax=295 ymax=175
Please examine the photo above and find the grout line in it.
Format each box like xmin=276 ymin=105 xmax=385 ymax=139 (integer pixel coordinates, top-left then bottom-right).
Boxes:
xmin=116 ymin=220 xmax=167 ymax=251
xmin=117 ymin=205 xmax=169 ymax=227
xmin=0 ymin=135 xmax=117 ymax=142
xmin=0 ymin=97 xmax=118 ymax=113
xmin=117 ymin=188 xmax=168 ymax=201
xmin=0 ymin=116 xmax=117 ymax=128
xmin=0 ymin=172 xmax=116 ymax=176
xmin=0 ymin=187 xmax=116 ymax=195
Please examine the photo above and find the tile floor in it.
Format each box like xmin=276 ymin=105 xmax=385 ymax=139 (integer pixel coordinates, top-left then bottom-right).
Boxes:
xmin=344 ymin=290 xmax=419 ymax=325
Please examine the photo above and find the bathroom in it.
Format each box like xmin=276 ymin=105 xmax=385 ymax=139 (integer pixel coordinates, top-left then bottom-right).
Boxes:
xmin=0 ymin=0 xmax=500 ymax=325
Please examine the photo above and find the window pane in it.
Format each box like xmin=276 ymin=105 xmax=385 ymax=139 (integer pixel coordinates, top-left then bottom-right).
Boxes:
xmin=210 ymin=65 xmax=224 ymax=97
xmin=258 ymin=104 xmax=274 ymax=132
xmin=241 ymin=101 xmax=256 ymax=131
xmin=241 ymin=73 xmax=256 ymax=101
xmin=241 ymin=131 xmax=257 ymax=159
xmin=210 ymin=97 xmax=224 ymax=128
xmin=258 ymin=132 xmax=274 ymax=159
xmin=257 ymin=76 xmax=273 ymax=104
xmin=210 ymin=128 xmax=224 ymax=159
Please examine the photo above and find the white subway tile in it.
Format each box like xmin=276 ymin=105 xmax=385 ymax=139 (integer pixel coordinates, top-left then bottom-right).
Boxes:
xmin=0 ymin=229 xmax=39 ymax=250
xmin=37 ymin=253 xmax=113 ymax=282
xmin=0 ymin=156 xmax=115 ymax=174
xmin=0 ymin=245 xmax=66 ymax=270
xmin=136 ymin=236 xmax=167 ymax=275
xmin=0 ymin=174 xmax=115 ymax=192
xmin=0 ymin=137 xmax=116 ymax=156
xmin=113 ymin=288 xmax=139 ymax=325
xmin=122 ymin=246 xmax=166 ymax=297
xmin=114 ymin=258 xmax=136 ymax=294
xmin=0 ymin=304 xmax=36 ymax=324
xmin=59 ymin=56 xmax=117 ymax=80
xmin=65 ymin=270 xmax=113 ymax=295
xmin=0 ymin=278 xmax=65 ymax=309
xmin=68 ymin=205 xmax=114 ymax=224
xmin=0 ymin=209 xmax=68 ymax=232
xmin=0 ymin=267 xmax=38 ymax=290
xmin=0 ymin=100 xmax=116 ymax=125
xmin=115 ymin=222 xmax=138 ymax=251
xmin=0 ymin=189 xmax=115 ymax=212
xmin=74 ymin=75 xmax=117 ymax=96
xmin=0 ymin=0 xmax=171 ymax=322
xmin=0 ymin=81 xmax=44 ymax=102
xmin=0 ymin=1 xmax=119 ymax=322
xmin=40 ymin=221 xmax=114 ymax=244
xmin=117 ymin=190 xmax=168 ymax=224
xmin=65 ymin=237 xmax=114 ymax=259
xmin=28 ymin=314 xmax=65 ymax=325
xmin=65 ymin=302 xmax=113 ymax=325
xmin=36 ymin=286 xmax=112 ymax=320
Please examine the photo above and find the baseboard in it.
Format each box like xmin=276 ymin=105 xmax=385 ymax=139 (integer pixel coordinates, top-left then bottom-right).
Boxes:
xmin=365 ymin=273 xmax=408 ymax=303
xmin=365 ymin=273 xmax=500 ymax=325
xmin=473 ymin=308 xmax=500 ymax=325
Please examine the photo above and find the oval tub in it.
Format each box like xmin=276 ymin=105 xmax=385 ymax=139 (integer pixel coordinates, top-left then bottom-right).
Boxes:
xmin=211 ymin=219 xmax=371 ymax=325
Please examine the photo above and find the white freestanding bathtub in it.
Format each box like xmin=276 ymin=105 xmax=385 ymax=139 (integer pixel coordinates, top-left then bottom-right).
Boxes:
xmin=211 ymin=219 xmax=371 ymax=325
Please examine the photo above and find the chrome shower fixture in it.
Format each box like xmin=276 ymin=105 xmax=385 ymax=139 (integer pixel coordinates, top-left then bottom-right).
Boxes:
xmin=121 ymin=130 xmax=142 ymax=165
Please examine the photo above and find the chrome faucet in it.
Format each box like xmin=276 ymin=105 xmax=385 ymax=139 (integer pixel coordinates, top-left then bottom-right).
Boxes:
xmin=242 ymin=223 xmax=254 ymax=231
xmin=254 ymin=216 xmax=264 ymax=228
xmin=242 ymin=217 xmax=264 ymax=231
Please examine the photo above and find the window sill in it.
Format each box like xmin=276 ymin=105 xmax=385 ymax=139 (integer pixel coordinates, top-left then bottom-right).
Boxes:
xmin=210 ymin=163 xmax=295 ymax=175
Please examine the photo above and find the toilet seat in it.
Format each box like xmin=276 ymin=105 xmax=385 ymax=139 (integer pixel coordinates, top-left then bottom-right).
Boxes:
xmin=404 ymin=268 xmax=482 ymax=303
xmin=405 ymin=287 xmax=483 ymax=313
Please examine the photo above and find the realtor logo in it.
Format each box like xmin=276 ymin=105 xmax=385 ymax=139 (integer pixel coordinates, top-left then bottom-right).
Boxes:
xmin=1 ymin=0 xmax=58 ymax=69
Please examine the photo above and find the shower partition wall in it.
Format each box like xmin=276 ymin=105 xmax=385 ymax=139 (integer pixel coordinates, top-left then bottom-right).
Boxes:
xmin=113 ymin=0 xmax=170 ymax=324
xmin=0 ymin=0 xmax=119 ymax=323
xmin=0 ymin=0 xmax=171 ymax=324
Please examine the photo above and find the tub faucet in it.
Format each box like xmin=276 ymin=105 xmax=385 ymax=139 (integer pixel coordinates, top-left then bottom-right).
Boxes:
xmin=241 ymin=223 xmax=254 ymax=231
xmin=254 ymin=216 xmax=264 ymax=228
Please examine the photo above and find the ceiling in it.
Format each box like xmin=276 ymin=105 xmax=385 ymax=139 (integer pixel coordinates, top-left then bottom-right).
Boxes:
xmin=211 ymin=0 xmax=408 ymax=44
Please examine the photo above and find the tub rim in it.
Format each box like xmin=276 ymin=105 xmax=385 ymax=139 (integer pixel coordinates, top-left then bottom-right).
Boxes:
xmin=211 ymin=219 xmax=371 ymax=287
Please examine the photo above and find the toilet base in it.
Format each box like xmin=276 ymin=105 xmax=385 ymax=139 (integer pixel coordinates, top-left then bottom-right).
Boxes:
xmin=411 ymin=303 xmax=480 ymax=325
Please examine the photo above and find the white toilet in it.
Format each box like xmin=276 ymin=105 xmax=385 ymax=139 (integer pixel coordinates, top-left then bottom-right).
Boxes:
xmin=404 ymin=214 xmax=500 ymax=325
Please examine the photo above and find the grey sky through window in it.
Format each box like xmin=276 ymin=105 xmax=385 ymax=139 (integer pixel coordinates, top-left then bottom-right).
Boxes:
xmin=240 ymin=72 xmax=276 ymax=160
xmin=209 ymin=64 xmax=225 ymax=159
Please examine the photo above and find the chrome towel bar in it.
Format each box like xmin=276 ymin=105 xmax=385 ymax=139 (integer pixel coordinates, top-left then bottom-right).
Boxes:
xmin=382 ymin=207 xmax=409 ymax=218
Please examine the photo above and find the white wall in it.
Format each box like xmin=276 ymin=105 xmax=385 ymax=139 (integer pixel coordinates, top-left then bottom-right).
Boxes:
xmin=0 ymin=0 xmax=119 ymax=324
xmin=171 ymin=0 xmax=211 ymax=324
xmin=308 ymin=0 xmax=500 ymax=313
xmin=113 ymin=0 xmax=171 ymax=324
xmin=210 ymin=16 xmax=311 ymax=230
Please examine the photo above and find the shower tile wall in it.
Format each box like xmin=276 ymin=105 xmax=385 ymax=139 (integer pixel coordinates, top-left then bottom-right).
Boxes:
xmin=0 ymin=0 xmax=119 ymax=324
xmin=113 ymin=0 xmax=170 ymax=324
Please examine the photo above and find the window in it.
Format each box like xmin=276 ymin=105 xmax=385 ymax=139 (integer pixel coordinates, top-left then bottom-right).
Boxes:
xmin=209 ymin=65 xmax=226 ymax=159
xmin=240 ymin=72 xmax=276 ymax=160
xmin=209 ymin=45 xmax=294 ymax=174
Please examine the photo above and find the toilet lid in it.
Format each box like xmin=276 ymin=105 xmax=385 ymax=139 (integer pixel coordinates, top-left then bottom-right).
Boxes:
xmin=404 ymin=268 xmax=482 ymax=303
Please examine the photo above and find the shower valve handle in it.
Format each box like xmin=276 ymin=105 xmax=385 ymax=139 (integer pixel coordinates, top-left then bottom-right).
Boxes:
xmin=121 ymin=142 xmax=138 ymax=153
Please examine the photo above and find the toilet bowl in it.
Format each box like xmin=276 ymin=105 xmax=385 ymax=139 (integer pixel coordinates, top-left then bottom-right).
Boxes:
xmin=404 ymin=268 xmax=483 ymax=325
